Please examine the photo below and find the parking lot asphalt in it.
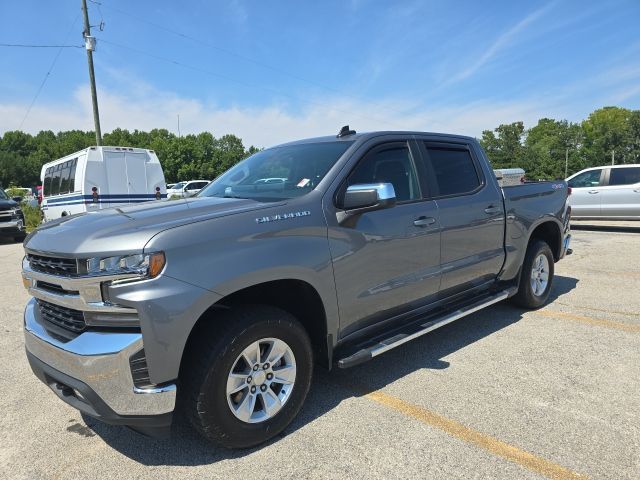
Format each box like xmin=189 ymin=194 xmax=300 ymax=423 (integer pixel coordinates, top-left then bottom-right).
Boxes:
xmin=0 ymin=229 xmax=638 ymax=480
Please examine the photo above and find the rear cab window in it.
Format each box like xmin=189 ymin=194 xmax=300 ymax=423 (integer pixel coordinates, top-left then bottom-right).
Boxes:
xmin=421 ymin=143 xmax=482 ymax=197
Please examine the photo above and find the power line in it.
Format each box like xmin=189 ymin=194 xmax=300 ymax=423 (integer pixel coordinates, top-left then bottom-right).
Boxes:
xmin=0 ymin=43 xmax=83 ymax=48
xmin=96 ymin=37 xmax=403 ymax=128
xmin=95 ymin=2 xmax=413 ymax=119
xmin=18 ymin=14 xmax=81 ymax=130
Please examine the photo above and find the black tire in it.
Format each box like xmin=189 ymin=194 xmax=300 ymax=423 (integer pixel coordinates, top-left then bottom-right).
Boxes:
xmin=14 ymin=234 xmax=26 ymax=243
xmin=182 ymin=304 xmax=313 ymax=448
xmin=512 ymin=240 xmax=555 ymax=309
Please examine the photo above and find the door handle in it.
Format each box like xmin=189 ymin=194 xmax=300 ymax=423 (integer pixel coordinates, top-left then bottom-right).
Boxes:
xmin=588 ymin=190 xmax=600 ymax=194
xmin=484 ymin=205 xmax=501 ymax=214
xmin=413 ymin=216 xmax=436 ymax=227
xmin=634 ymin=189 xmax=640 ymax=193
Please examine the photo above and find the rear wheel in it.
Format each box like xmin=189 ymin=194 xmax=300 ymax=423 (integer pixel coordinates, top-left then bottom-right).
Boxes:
xmin=512 ymin=240 xmax=554 ymax=309
xmin=182 ymin=305 xmax=313 ymax=448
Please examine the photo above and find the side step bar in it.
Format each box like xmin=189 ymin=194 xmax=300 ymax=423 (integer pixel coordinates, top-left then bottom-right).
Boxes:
xmin=337 ymin=288 xmax=515 ymax=368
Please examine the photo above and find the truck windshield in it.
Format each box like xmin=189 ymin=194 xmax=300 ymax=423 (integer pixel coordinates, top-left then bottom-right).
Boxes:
xmin=0 ymin=188 xmax=8 ymax=200
xmin=198 ymin=141 xmax=353 ymax=201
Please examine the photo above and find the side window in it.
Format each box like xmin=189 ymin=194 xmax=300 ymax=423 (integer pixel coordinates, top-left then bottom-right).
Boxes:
xmin=43 ymin=167 xmax=53 ymax=196
xmin=51 ymin=164 xmax=61 ymax=196
xmin=348 ymin=144 xmax=421 ymax=202
xmin=425 ymin=145 xmax=481 ymax=197
xmin=568 ymin=169 xmax=602 ymax=188
xmin=69 ymin=159 xmax=77 ymax=192
xmin=59 ymin=161 xmax=71 ymax=194
xmin=609 ymin=167 xmax=640 ymax=186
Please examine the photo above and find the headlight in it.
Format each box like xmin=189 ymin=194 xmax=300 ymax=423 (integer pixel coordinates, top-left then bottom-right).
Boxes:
xmin=85 ymin=252 xmax=165 ymax=279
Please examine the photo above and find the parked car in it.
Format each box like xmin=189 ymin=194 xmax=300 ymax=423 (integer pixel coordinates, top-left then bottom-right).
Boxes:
xmin=0 ymin=186 xmax=26 ymax=242
xmin=567 ymin=164 xmax=640 ymax=219
xmin=40 ymin=146 xmax=167 ymax=222
xmin=22 ymin=128 xmax=571 ymax=448
xmin=167 ymin=180 xmax=210 ymax=198
xmin=10 ymin=187 xmax=34 ymax=201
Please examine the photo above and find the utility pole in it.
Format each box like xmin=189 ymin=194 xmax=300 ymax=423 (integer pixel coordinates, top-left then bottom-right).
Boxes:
xmin=611 ymin=149 xmax=615 ymax=166
xmin=565 ymin=147 xmax=569 ymax=178
xmin=81 ymin=0 xmax=102 ymax=146
xmin=177 ymin=114 xmax=181 ymax=138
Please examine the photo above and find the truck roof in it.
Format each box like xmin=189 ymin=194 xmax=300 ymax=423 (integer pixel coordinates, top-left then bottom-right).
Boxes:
xmin=277 ymin=131 xmax=477 ymax=147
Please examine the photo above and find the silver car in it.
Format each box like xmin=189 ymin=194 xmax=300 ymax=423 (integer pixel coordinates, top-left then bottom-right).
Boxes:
xmin=567 ymin=165 xmax=640 ymax=219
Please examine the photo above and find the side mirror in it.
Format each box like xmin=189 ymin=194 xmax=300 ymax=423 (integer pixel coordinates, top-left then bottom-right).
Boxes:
xmin=12 ymin=196 xmax=23 ymax=203
xmin=337 ymin=183 xmax=396 ymax=225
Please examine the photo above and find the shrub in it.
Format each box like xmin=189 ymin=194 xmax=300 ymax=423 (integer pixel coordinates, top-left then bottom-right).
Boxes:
xmin=21 ymin=204 xmax=42 ymax=231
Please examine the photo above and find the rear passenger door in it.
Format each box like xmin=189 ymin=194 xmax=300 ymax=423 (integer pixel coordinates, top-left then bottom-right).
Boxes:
xmin=600 ymin=166 xmax=640 ymax=217
xmin=417 ymin=140 xmax=505 ymax=296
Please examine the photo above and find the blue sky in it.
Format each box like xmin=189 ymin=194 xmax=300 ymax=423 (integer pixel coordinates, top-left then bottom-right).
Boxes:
xmin=1 ymin=0 xmax=639 ymax=147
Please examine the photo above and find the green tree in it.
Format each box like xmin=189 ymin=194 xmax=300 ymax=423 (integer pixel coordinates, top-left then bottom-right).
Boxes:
xmin=524 ymin=119 xmax=583 ymax=179
xmin=480 ymin=121 xmax=525 ymax=168
xmin=582 ymin=106 xmax=632 ymax=167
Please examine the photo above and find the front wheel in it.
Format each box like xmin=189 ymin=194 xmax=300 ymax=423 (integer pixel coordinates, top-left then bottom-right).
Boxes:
xmin=182 ymin=305 xmax=313 ymax=448
xmin=512 ymin=240 xmax=555 ymax=309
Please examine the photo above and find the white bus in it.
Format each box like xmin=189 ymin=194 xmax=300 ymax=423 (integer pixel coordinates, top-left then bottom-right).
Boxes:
xmin=41 ymin=146 xmax=167 ymax=222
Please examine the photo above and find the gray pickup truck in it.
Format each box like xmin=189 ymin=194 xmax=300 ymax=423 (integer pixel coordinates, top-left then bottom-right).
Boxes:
xmin=22 ymin=128 xmax=571 ymax=448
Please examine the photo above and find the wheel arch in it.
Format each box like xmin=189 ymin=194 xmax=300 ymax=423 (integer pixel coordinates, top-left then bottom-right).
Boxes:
xmin=527 ymin=219 xmax=562 ymax=261
xmin=180 ymin=279 xmax=332 ymax=378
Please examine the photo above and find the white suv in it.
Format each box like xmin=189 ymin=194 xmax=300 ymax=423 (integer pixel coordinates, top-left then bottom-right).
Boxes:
xmin=567 ymin=165 xmax=640 ymax=219
xmin=167 ymin=180 xmax=210 ymax=198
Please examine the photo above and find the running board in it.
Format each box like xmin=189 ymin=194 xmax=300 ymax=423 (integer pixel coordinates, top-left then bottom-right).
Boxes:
xmin=337 ymin=288 xmax=515 ymax=368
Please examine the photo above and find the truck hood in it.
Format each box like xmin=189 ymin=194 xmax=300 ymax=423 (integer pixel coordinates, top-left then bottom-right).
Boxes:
xmin=25 ymin=197 xmax=274 ymax=257
xmin=0 ymin=198 xmax=19 ymax=210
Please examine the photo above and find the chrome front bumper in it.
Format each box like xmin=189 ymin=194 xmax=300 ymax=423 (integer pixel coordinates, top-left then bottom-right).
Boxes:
xmin=24 ymin=297 xmax=176 ymax=417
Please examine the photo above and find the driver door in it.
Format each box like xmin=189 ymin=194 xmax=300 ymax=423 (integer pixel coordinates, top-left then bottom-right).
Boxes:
xmin=325 ymin=140 xmax=442 ymax=338
xmin=568 ymin=168 xmax=605 ymax=217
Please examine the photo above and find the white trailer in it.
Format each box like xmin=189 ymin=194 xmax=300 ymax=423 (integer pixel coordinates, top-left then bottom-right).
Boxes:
xmin=40 ymin=146 xmax=166 ymax=222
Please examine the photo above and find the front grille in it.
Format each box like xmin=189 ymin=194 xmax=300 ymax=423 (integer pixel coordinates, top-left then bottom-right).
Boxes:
xmin=129 ymin=349 xmax=153 ymax=388
xmin=0 ymin=211 xmax=14 ymax=222
xmin=35 ymin=281 xmax=78 ymax=296
xmin=38 ymin=300 xmax=86 ymax=333
xmin=28 ymin=254 xmax=79 ymax=276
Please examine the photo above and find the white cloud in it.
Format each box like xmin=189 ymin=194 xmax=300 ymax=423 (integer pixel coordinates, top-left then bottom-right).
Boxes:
xmin=446 ymin=2 xmax=554 ymax=84
xmin=0 ymin=83 xmax=574 ymax=147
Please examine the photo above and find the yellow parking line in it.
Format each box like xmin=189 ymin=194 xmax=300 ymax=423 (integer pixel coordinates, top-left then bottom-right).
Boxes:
xmin=554 ymin=302 xmax=640 ymax=318
xmin=537 ymin=310 xmax=640 ymax=333
xmin=366 ymin=390 xmax=587 ymax=480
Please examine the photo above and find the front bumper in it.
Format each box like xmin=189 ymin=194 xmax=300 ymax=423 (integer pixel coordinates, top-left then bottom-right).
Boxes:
xmin=24 ymin=297 xmax=176 ymax=433
xmin=0 ymin=219 xmax=24 ymax=236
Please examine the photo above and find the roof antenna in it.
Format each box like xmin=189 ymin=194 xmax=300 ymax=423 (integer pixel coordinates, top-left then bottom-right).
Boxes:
xmin=337 ymin=125 xmax=356 ymax=138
